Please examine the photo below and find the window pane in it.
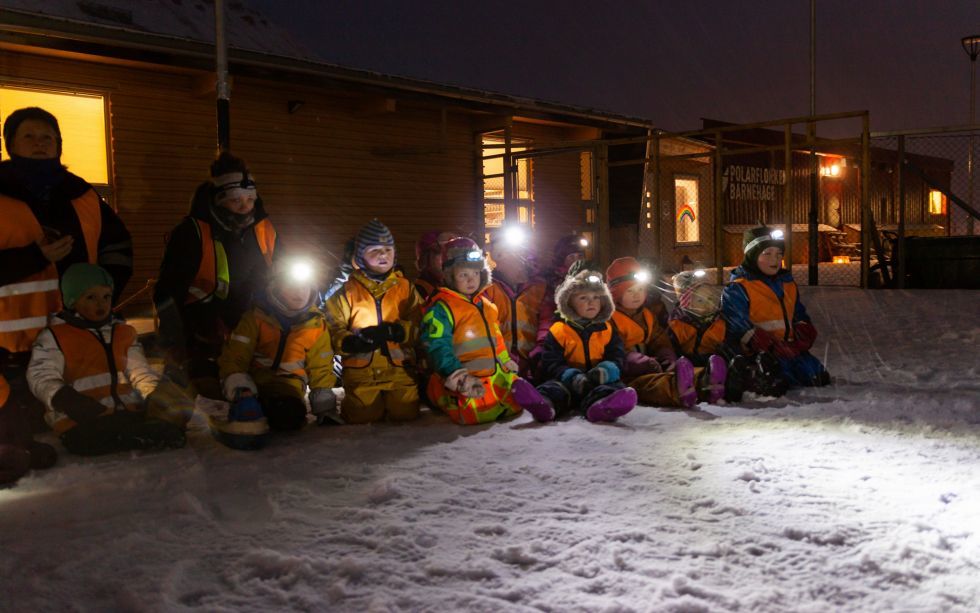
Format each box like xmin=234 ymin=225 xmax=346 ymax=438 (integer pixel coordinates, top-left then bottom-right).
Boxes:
xmin=675 ymin=177 xmax=699 ymax=243
xmin=0 ymin=87 xmax=108 ymax=185
xmin=484 ymin=202 xmax=505 ymax=228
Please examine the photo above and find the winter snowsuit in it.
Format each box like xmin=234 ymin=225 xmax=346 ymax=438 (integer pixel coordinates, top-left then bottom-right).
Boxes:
xmin=27 ymin=313 xmax=187 ymax=455
xmin=218 ymin=298 xmax=335 ymax=431
xmin=154 ymin=183 xmax=278 ymax=391
xmin=722 ymin=266 xmax=827 ymax=387
xmin=324 ymin=269 xmax=422 ymax=423
xmin=535 ymin=276 xmax=628 ymax=416
xmin=482 ymin=273 xmax=546 ymax=375
xmin=0 ymin=160 xmax=131 ymax=465
xmin=422 ymin=286 xmax=522 ymax=425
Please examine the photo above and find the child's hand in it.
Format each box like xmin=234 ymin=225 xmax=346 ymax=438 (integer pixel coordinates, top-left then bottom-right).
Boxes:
xmin=791 ymin=321 xmax=817 ymax=352
xmin=378 ymin=322 xmax=406 ymax=343
xmin=38 ymin=235 xmax=73 ymax=262
xmin=460 ymin=375 xmax=485 ymax=399
xmin=341 ymin=332 xmax=378 ymax=354
xmin=587 ymin=361 xmax=620 ymax=386
xmin=747 ymin=328 xmax=776 ymax=353
xmin=51 ymin=386 xmax=107 ymax=423
xmin=503 ymin=360 xmax=520 ymax=373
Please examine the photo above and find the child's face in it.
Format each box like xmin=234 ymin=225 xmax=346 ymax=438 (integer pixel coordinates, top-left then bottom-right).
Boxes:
xmin=756 ymin=247 xmax=784 ymax=276
xmin=687 ymin=286 xmax=720 ymax=318
xmin=571 ymin=291 xmax=603 ymax=320
xmin=74 ymin=284 xmax=113 ymax=322
xmin=618 ymin=284 xmax=647 ymax=311
xmin=492 ymin=249 xmax=527 ymax=280
xmin=422 ymin=250 xmax=444 ymax=276
xmin=452 ymin=268 xmax=481 ymax=296
xmin=363 ymin=245 xmax=395 ymax=274
xmin=278 ymin=283 xmax=312 ymax=310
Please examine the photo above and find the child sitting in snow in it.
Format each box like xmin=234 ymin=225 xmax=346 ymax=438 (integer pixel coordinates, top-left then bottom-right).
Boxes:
xmin=27 ymin=264 xmax=188 ymax=456
xmin=721 ymin=225 xmax=830 ymax=395
xmin=518 ymin=269 xmax=637 ymax=423
xmin=667 ymin=270 xmax=739 ymax=402
xmin=421 ymin=237 xmax=549 ymax=424
xmin=324 ymin=219 xmax=423 ymax=423
xmin=605 ymin=257 xmax=703 ymax=409
xmin=482 ymin=227 xmax=547 ymax=379
xmin=215 ymin=258 xmax=337 ymax=448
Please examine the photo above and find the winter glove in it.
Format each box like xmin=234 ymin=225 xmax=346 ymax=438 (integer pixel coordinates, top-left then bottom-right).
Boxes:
xmin=309 ymin=388 xmax=341 ymax=425
xmin=770 ymin=340 xmax=800 ymax=359
xmin=560 ymin=368 xmax=592 ymax=396
xmin=746 ymin=328 xmax=775 ymax=354
xmin=378 ymin=322 xmax=406 ymax=343
xmin=503 ymin=360 xmax=520 ymax=374
xmin=624 ymin=351 xmax=662 ymax=377
xmin=51 ymin=386 xmax=108 ymax=423
xmin=587 ymin=361 xmax=621 ymax=386
xmin=459 ymin=375 xmax=486 ymax=399
xmin=341 ymin=332 xmax=378 ymax=354
xmin=791 ymin=321 xmax=817 ymax=352
xmin=228 ymin=394 xmax=264 ymax=422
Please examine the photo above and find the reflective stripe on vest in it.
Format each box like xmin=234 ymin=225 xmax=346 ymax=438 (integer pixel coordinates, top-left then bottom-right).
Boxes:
xmin=251 ymin=312 xmax=330 ymax=382
xmin=549 ymin=321 xmax=614 ymax=372
xmin=431 ymin=288 xmax=506 ymax=378
xmin=734 ymin=277 xmax=798 ymax=341
xmin=50 ymin=323 xmax=140 ymax=429
xmin=669 ymin=318 xmax=726 ymax=357
xmin=0 ymin=195 xmax=63 ymax=352
xmin=341 ymin=275 xmax=412 ymax=369
xmin=186 ymin=218 xmax=275 ymax=305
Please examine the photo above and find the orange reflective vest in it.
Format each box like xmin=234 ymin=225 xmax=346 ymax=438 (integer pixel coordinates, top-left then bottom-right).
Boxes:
xmin=414 ymin=278 xmax=437 ymax=302
xmin=244 ymin=312 xmax=330 ymax=384
xmin=0 ymin=374 xmax=9 ymax=408
xmin=339 ymin=273 xmax=412 ymax=368
xmin=0 ymin=191 xmax=100 ymax=353
xmin=733 ymin=277 xmax=798 ymax=341
xmin=186 ymin=218 xmax=276 ymax=304
xmin=669 ymin=318 xmax=726 ymax=357
xmin=484 ymin=280 xmax=545 ymax=360
xmin=611 ymin=307 xmax=670 ymax=355
xmin=549 ymin=320 xmax=614 ymax=372
xmin=430 ymin=288 xmax=507 ymax=377
xmin=49 ymin=322 xmax=141 ymax=432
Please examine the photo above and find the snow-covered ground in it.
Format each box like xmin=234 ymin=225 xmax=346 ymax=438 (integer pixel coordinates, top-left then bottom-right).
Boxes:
xmin=2 ymin=288 xmax=979 ymax=612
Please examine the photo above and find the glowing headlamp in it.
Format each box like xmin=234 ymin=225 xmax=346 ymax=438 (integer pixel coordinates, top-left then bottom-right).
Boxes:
xmin=743 ymin=228 xmax=786 ymax=254
xmin=587 ymin=274 xmax=602 ymax=284
xmin=502 ymin=226 xmax=527 ymax=248
xmin=466 ymin=250 xmax=483 ymax=262
xmin=633 ymin=269 xmax=652 ymax=283
xmin=770 ymin=229 xmax=784 ymax=240
xmin=693 ymin=269 xmax=706 ymax=278
xmin=579 ymin=237 xmax=590 ymax=248
xmin=287 ymin=259 xmax=314 ymax=283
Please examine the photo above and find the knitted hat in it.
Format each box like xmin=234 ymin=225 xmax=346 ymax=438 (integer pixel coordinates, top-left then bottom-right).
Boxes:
xmin=441 ymin=237 xmax=491 ymax=291
xmin=742 ymin=225 xmax=785 ymax=267
xmin=605 ymin=257 xmax=651 ymax=303
xmin=3 ymin=107 xmax=63 ymax=157
xmin=60 ymin=263 xmax=114 ymax=309
xmin=354 ymin=219 xmax=396 ymax=270
xmin=555 ymin=269 xmax=614 ymax=323
xmin=415 ymin=230 xmax=456 ymax=271
xmin=552 ymin=234 xmax=589 ymax=272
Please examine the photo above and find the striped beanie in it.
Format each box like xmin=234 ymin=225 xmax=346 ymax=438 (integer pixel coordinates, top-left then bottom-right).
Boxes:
xmin=355 ymin=219 xmax=396 ymax=270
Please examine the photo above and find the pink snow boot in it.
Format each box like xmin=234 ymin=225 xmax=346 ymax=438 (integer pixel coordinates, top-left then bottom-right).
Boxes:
xmin=585 ymin=387 xmax=637 ymax=423
xmin=675 ymin=357 xmax=697 ymax=408
xmin=703 ymin=354 xmax=728 ymax=404
xmin=511 ymin=378 xmax=556 ymax=422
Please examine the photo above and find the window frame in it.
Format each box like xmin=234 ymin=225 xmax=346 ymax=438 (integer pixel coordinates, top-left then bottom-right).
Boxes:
xmin=673 ymin=173 xmax=702 ymax=246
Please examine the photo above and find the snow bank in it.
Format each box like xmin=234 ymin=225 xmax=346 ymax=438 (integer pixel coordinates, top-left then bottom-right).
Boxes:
xmin=2 ymin=288 xmax=978 ymax=612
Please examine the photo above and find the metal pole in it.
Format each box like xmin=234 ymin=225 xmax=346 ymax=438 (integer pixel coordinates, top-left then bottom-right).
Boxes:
xmin=968 ymin=53 xmax=976 ymax=235
xmin=896 ymin=135 xmax=906 ymax=288
xmin=652 ymin=132 xmax=661 ymax=263
xmin=810 ymin=0 xmax=816 ymax=118
xmin=784 ymin=125 xmax=794 ymax=277
xmin=215 ymin=0 xmax=230 ymax=152
xmin=808 ymin=0 xmax=818 ymax=283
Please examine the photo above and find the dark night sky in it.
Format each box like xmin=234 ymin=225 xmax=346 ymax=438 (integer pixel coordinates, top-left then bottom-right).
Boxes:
xmin=248 ymin=0 xmax=978 ymax=134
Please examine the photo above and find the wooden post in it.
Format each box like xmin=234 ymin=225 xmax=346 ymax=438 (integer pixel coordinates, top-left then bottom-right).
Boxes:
xmin=896 ymin=134 xmax=906 ymax=288
xmin=860 ymin=113 xmax=871 ymax=288
xmin=784 ymin=124 xmax=794 ymax=277
xmin=714 ymin=132 xmax=723 ymax=282
xmin=596 ymin=143 xmax=611 ymax=267
xmin=214 ymin=0 xmax=230 ymax=152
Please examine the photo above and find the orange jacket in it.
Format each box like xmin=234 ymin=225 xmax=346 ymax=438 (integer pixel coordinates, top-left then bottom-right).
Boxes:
xmin=483 ymin=279 xmax=545 ymax=360
xmin=186 ymin=218 xmax=276 ymax=305
xmin=669 ymin=318 xmax=727 ymax=358
xmin=548 ymin=321 xmax=615 ymax=372
xmin=425 ymin=287 xmax=508 ymax=377
xmin=732 ymin=277 xmax=798 ymax=341
xmin=611 ymin=308 xmax=672 ymax=356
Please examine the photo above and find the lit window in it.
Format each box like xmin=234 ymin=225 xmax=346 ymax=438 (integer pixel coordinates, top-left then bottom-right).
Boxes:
xmin=674 ymin=176 xmax=699 ymax=244
xmin=0 ymin=86 xmax=109 ymax=185
xmin=482 ymin=133 xmax=533 ymax=234
xmin=928 ymin=190 xmax=947 ymax=215
xmin=580 ymin=151 xmax=593 ymax=200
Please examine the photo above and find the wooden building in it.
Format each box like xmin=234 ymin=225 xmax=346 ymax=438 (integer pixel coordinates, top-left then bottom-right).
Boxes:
xmin=2 ymin=2 xmax=715 ymax=309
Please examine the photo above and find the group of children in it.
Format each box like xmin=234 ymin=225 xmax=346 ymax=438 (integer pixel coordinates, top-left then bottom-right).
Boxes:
xmin=1 ymin=218 xmax=830 ymax=481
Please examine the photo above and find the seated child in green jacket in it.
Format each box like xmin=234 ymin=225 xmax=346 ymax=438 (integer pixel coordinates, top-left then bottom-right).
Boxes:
xmin=421 ymin=238 xmax=550 ymax=424
xmin=28 ymin=264 xmax=188 ymax=456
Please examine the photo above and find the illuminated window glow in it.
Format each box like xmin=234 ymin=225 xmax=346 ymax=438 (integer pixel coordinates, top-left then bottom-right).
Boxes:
xmin=0 ymin=86 xmax=108 ymax=184
xmin=674 ymin=176 xmax=700 ymax=244
xmin=928 ymin=190 xmax=947 ymax=216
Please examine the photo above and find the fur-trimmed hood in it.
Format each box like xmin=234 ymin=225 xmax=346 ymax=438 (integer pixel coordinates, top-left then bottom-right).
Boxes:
xmin=555 ymin=270 xmax=614 ymax=324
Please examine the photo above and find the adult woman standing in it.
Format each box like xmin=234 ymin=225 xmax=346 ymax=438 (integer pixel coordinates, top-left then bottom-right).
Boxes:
xmin=154 ymin=152 xmax=279 ymax=398
xmin=0 ymin=106 xmax=133 ymax=481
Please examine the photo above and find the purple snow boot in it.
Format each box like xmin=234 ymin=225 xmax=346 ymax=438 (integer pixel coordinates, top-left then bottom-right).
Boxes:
xmin=703 ymin=354 xmax=728 ymax=404
xmin=675 ymin=357 xmax=697 ymax=408
xmin=585 ymin=387 xmax=637 ymax=423
xmin=511 ymin=378 xmax=556 ymax=422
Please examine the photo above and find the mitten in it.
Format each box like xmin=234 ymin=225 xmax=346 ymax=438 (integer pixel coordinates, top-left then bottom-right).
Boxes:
xmin=228 ymin=394 xmax=264 ymax=422
xmin=747 ymin=328 xmax=775 ymax=353
xmin=309 ymin=388 xmax=341 ymax=425
xmin=51 ymin=386 xmax=108 ymax=423
xmin=771 ymin=340 xmax=799 ymax=359
xmin=341 ymin=332 xmax=378 ymax=354
xmin=791 ymin=321 xmax=817 ymax=352
xmin=459 ymin=375 xmax=485 ymax=399
xmin=503 ymin=360 xmax=520 ymax=373
xmin=379 ymin=322 xmax=406 ymax=343
xmin=587 ymin=361 xmax=621 ymax=386
xmin=560 ymin=368 xmax=591 ymax=396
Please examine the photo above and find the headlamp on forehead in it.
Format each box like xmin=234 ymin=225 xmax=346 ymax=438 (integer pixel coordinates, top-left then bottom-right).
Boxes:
xmin=466 ymin=250 xmax=483 ymax=262
xmin=287 ymin=259 xmax=314 ymax=283
xmin=587 ymin=274 xmax=602 ymax=284
xmin=579 ymin=237 xmax=590 ymax=248
xmin=633 ymin=269 xmax=652 ymax=284
xmin=502 ymin=226 xmax=527 ymax=248
xmin=693 ymin=269 xmax=706 ymax=278
xmin=770 ymin=229 xmax=784 ymax=240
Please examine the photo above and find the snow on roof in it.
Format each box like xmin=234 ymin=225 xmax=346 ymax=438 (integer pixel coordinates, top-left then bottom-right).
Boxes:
xmin=0 ymin=0 xmax=313 ymax=59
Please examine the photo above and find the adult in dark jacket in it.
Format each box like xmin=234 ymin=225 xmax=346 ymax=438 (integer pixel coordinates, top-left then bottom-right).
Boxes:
xmin=154 ymin=152 xmax=279 ymax=398
xmin=0 ymin=106 xmax=132 ymax=481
